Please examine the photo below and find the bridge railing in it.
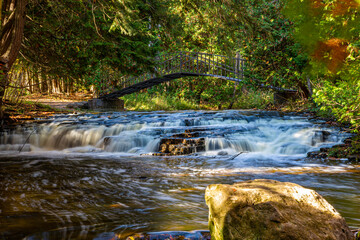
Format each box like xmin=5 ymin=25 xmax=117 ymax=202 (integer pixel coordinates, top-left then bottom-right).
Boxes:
xmin=113 ymin=51 xmax=246 ymax=93
xmin=156 ymin=51 xmax=245 ymax=80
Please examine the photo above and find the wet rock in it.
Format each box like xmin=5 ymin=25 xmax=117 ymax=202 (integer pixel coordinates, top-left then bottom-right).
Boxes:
xmin=184 ymin=119 xmax=194 ymax=126
xmin=311 ymin=130 xmax=331 ymax=146
xmin=347 ymin=154 xmax=360 ymax=162
xmin=217 ymin=151 xmax=228 ymax=156
xmin=205 ymin=179 xmax=353 ymax=240
xmin=158 ymin=137 xmax=205 ymax=155
xmin=156 ymin=129 xmax=207 ymax=156
xmin=307 ymin=151 xmax=328 ymax=158
xmin=320 ymin=147 xmax=329 ymax=152
xmin=98 ymin=136 xmax=113 ymax=149
xmin=103 ymin=136 xmax=112 ymax=146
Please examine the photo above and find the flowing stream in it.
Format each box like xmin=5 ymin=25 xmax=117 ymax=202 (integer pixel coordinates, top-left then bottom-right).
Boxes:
xmin=0 ymin=110 xmax=359 ymax=239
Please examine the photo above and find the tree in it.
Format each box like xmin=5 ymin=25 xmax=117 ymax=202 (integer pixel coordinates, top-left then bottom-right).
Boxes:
xmin=0 ymin=0 xmax=27 ymax=119
xmin=21 ymin=0 xmax=164 ymax=95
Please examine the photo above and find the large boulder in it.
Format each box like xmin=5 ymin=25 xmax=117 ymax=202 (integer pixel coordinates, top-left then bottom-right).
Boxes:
xmin=205 ymin=179 xmax=353 ymax=240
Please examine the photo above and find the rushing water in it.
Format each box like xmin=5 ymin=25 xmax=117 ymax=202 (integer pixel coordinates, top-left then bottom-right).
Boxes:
xmin=0 ymin=110 xmax=359 ymax=239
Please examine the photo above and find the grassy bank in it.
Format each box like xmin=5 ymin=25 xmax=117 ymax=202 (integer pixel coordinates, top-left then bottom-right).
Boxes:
xmin=122 ymin=90 xmax=273 ymax=111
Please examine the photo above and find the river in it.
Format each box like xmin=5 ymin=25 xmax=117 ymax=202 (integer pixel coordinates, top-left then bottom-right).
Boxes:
xmin=0 ymin=110 xmax=359 ymax=239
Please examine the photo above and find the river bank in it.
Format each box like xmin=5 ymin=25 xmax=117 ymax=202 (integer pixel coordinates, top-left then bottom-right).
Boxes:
xmin=1 ymin=93 xmax=91 ymax=126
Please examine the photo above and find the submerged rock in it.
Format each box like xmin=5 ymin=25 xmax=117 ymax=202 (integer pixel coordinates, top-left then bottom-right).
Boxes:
xmin=205 ymin=179 xmax=353 ymax=240
xmin=217 ymin=151 xmax=228 ymax=156
xmin=125 ymin=231 xmax=211 ymax=240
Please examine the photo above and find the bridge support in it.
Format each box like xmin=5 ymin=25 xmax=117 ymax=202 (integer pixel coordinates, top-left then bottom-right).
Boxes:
xmin=88 ymin=98 xmax=124 ymax=111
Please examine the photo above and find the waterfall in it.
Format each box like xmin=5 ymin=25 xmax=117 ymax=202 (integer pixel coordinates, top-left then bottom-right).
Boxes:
xmin=0 ymin=111 xmax=347 ymax=156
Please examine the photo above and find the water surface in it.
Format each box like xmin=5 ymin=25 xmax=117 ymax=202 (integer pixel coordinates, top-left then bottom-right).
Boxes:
xmin=0 ymin=110 xmax=359 ymax=239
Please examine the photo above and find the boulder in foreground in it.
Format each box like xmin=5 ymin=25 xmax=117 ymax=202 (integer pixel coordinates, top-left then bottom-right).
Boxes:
xmin=205 ymin=179 xmax=353 ymax=240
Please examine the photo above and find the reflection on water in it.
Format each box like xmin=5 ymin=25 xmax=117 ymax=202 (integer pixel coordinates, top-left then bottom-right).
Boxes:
xmin=0 ymin=110 xmax=359 ymax=239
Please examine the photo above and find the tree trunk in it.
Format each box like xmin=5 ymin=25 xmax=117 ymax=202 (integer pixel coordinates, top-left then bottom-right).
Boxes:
xmin=69 ymin=78 xmax=74 ymax=95
xmin=33 ymin=69 xmax=40 ymax=93
xmin=40 ymin=72 xmax=47 ymax=94
xmin=64 ymin=78 xmax=69 ymax=94
xmin=26 ymin=68 xmax=32 ymax=93
xmin=47 ymin=76 xmax=52 ymax=94
xmin=58 ymin=77 xmax=63 ymax=93
xmin=53 ymin=76 xmax=58 ymax=93
xmin=228 ymin=82 xmax=237 ymax=109
xmin=297 ymin=80 xmax=311 ymax=99
xmin=0 ymin=0 xmax=27 ymax=120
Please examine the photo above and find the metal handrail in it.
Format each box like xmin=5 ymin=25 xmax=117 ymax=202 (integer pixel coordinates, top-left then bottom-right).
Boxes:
xmin=110 ymin=51 xmax=245 ymax=91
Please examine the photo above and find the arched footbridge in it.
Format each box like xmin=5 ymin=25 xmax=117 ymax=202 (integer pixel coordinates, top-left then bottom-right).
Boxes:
xmin=100 ymin=51 xmax=296 ymax=99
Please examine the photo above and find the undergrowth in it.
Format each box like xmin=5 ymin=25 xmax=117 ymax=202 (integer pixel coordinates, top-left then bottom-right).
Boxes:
xmin=122 ymin=90 xmax=272 ymax=111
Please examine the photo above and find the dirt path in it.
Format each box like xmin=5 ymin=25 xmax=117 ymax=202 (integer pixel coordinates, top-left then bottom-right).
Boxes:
xmin=31 ymin=98 xmax=81 ymax=110
xmin=23 ymin=93 xmax=91 ymax=110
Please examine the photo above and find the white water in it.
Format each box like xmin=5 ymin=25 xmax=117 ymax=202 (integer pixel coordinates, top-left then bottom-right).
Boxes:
xmin=0 ymin=111 xmax=346 ymax=157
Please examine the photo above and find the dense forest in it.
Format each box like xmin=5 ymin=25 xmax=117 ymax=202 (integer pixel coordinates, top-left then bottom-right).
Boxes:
xmin=0 ymin=0 xmax=360 ymax=128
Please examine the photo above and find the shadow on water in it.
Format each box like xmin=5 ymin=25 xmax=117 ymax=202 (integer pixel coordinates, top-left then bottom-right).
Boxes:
xmin=0 ymin=110 xmax=359 ymax=239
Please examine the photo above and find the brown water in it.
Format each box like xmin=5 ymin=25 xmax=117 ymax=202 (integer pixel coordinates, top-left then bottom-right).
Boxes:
xmin=0 ymin=110 xmax=359 ymax=239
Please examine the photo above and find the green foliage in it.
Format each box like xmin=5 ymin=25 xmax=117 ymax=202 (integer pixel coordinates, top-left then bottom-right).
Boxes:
xmin=285 ymin=0 xmax=360 ymax=129
xmin=314 ymin=77 xmax=360 ymax=128
xmin=21 ymin=0 xmax=163 ymax=83
xmin=328 ymin=134 xmax=360 ymax=158
xmin=123 ymin=91 xmax=201 ymax=111
xmin=159 ymin=0 xmax=310 ymax=95
xmin=159 ymin=0 xmax=254 ymax=53
xmin=6 ymin=0 xmax=328 ymax=111
xmin=122 ymin=81 xmax=272 ymax=111
xmin=84 ymin=63 xmax=124 ymax=97
xmin=240 ymin=0 xmax=309 ymax=92
xmin=232 ymin=90 xmax=272 ymax=110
